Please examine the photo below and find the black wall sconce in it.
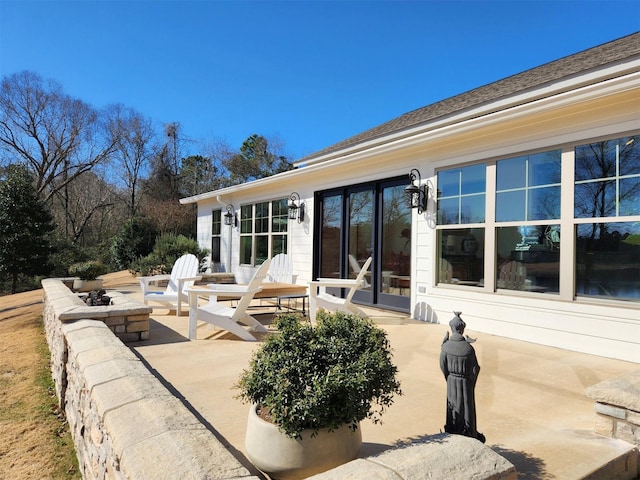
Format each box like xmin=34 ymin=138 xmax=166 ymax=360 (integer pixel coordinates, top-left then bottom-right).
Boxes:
xmin=224 ymin=204 xmax=237 ymax=227
xmin=288 ymin=192 xmax=305 ymax=223
xmin=404 ymin=168 xmax=428 ymax=214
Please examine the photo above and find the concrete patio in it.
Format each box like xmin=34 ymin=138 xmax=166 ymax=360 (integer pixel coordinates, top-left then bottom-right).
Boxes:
xmin=112 ymin=277 xmax=638 ymax=479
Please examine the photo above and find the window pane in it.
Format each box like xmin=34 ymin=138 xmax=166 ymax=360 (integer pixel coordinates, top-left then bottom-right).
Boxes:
xmin=576 ymin=222 xmax=640 ymax=301
xmin=460 ymin=194 xmax=485 ymax=223
xmin=212 ymin=209 xmax=221 ymax=235
xmin=620 ymin=177 xmax=640 ymax=216
xmin=240 ymin=205 xmax=252 ymax=234
xmin=272 ymin=199 xmax=288 ymax=232
xmin=575 ymin=140 xmax=618 ymax=181
xmin=574 ymin=180 xmax=616 ymax=218
xmin=272 ymin=235 xmax=287 ymax=256
xmin=438 ymin=198 xmax=460 ymax=225
xmin=320 ymin=194 xmax=342 ymax=278
xmin=496 ymin=191 xmax=525 ymax=222
xmin=240 ymin=236 xmax=252 ymax=265
xmin=255 ymin=202 xmax=269 ymax=233
xmin=461 ymin=164 xmax=486 ymax=195
xmin=255 ymin=236 xmax=269 ymax=265
xmin=528 ymin=186 xmax=561 ymax=220
xmin=619 ymin=136 xmax=639 ymax=176
xmin=438 ymin=170 xmax=460 ymax=197
xmin=496 ymin=226 xmax=560 ymax=293
xmin=497 ymin=156 xmax=525 ymax=190
xmin=438 ymin=228 xmax=484 ymax=286
xmin=211 ymin=237 xmax=221 ymax=264
xmin=528 ymin=151 xmax=561 ymax=186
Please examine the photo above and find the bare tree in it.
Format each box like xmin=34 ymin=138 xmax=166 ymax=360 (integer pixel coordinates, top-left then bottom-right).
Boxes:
xmin=49 ymin=169 xmax=119 ymax=245
xmin=107 ymin=104 xmax=155 ymax=217
xmin=0 ymin=71 xmax=119 ymax=203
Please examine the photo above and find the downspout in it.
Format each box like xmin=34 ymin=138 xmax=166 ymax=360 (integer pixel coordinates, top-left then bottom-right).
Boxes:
xmin=216 ymin=196 xmax=233 ymax=273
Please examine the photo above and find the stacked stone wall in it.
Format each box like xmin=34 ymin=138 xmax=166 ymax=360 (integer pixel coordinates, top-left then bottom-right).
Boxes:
xmin=586 ymin=372 xmax=640 ymax=448
xmin=41 ymin=279 xmax=258 ymax=480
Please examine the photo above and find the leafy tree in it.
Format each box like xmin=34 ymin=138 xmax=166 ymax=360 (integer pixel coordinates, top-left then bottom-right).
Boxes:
xmin=179 ymin=154 xmax=221 ymax=197
xmin=224 ymin=134 xmax=292 ymax=185
xmin=110 ymin=216 xmax=159 ymax=270
xmin=0 ymin=164 xmax=56 ymax=293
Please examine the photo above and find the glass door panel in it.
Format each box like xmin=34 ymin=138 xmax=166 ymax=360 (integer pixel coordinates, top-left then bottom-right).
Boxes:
xmin=379 ymin=182 xmax=411 ymax=309
xmin=348 ymin=187 xmax=374 ymax=303
xmin=319 ymin=194 xmax=343 ymax=278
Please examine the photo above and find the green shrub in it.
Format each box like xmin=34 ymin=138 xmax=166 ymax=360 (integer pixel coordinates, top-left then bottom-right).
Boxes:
xmin=68 ymin=260 xmax=108 ymax=280
xmin=235 ymin=311 xmax=402 ymax=439
xmin=130 ymin=233 xmax=208 ymax=276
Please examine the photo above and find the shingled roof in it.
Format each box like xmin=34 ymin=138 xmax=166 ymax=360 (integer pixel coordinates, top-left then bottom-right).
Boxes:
xmin=300 ymin=32 xmax=640 ymax=164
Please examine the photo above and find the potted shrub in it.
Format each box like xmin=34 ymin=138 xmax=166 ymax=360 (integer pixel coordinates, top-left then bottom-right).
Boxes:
xmin=69 ymin=260 xmax=108 ymax=292
xmin=235 ymin=311 xmax=402 ymax=479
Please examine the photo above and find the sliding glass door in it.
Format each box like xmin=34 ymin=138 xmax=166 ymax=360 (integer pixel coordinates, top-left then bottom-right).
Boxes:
xmin=315 ymin=176 xmax=411 ymax=312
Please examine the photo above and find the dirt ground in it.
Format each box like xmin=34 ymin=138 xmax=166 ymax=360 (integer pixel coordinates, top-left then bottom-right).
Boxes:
xmin=0 ymin=271 xmax=134 ymax=479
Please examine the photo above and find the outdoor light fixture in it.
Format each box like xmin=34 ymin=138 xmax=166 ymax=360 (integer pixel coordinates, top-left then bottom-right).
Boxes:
xmin=224 ymin=204 xmax=237 ymax=227
xmin=404 ymin=168 xmax=428 ymax=214
xmin=288 ymin=192 xmax=304 ymax=222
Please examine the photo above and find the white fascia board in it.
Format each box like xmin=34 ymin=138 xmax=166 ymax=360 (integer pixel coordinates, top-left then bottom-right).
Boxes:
xmin=296 ymin=59 xmax=640 ymax=168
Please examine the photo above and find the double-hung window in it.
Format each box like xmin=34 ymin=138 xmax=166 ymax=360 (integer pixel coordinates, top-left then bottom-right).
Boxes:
xmin=211 ymin=209 xmax=222 ymax=270
xmin=240 ymin=199 xmax=288 ymax=265
xmin=495 ymin=150 xmax=562 ymax=293
xmin=436 ymin=164 xmax=486 ymax=286
xmin=574 ymin=135 xmax=640 ymax=300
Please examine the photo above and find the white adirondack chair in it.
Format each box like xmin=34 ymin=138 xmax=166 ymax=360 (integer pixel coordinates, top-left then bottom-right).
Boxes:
xmin=309 ymin=256 xmax=373 ymax=321
xmin=267 ymin=253 xmax=297 ymax=283
xmin=187 ymin=258 xmax=272 ymax=341
xmin=139 ymin=254 xmax=201 ymax=316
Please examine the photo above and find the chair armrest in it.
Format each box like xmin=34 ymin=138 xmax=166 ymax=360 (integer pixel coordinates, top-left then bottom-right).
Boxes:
xmin=176 ymin=276 xmax=202 ymax=291
xmin=139 ymin=274 xmax=172 ymax=294
xmin=185 ymin=286 xmax=252 ymax=297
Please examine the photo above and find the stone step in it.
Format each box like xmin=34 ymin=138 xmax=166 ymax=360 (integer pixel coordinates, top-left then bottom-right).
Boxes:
xmin=579 ymin=440 xmax=639 ymax=480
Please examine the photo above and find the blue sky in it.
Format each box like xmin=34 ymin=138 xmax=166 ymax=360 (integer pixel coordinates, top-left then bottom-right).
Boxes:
xmin=1 ymin=1 xmax=638 ymax=161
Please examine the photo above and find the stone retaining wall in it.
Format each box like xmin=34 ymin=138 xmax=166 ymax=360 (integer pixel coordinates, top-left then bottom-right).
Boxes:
xmin=42 ymin=279 xmax=258 ymax=480
xmin=585 ymin=371 xmax=640 ymax=448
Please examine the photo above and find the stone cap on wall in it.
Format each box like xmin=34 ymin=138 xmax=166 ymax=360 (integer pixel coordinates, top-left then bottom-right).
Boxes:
xmin=585 ymin=370 xmax=640 ymax=413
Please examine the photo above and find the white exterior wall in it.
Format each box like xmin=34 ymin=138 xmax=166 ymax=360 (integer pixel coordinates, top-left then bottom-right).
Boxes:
xmin=186 ymin=66 xmax=640 ymax=363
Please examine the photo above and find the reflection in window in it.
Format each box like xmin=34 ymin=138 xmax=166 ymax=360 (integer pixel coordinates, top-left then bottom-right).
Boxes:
xmin=496 ymin=151 xmax=561 ymax=222
xmin=381 ymin=184 xmax=411 ymax=297
xmin=575 ymin=136 xmax=640 ymax=218
xmin=576 ymin=222 xmax=640 ymax=301
xmin=437 ymin=164 xmax=486 ymax=224
xmin=496 ymin=226 xmax=560 ymax=293
xmin=319 ymin=194 xmax=342 ymax=278
xmin=437 ymin=228 xmax=485 ymax=286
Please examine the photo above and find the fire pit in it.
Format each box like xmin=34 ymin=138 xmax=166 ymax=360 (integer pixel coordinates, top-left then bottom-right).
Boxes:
xmin=80 ymin=290 xmax=112 ymax=306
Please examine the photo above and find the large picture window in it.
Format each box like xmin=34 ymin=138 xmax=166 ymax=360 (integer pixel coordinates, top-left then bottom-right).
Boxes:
xmin=240 ymin=199 xmax=288 ymax=265
xmin=435 ymin=134 xmax=639 ymax=303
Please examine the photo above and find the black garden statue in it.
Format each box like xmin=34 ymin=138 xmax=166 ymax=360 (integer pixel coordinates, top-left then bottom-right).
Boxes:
xmin=440 ymin=311 xmax=486 ymax=443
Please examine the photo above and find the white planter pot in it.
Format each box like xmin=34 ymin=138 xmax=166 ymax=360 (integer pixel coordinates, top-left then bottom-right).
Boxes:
xmin=245 ymin=404 xmax=362 ymax=480
xmin=72 ymin=278 xmax=103 ymax=292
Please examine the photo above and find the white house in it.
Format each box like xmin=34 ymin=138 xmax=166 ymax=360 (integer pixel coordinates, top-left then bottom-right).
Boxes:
xmin=181 ymin=32 xmax=640 ymax=363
